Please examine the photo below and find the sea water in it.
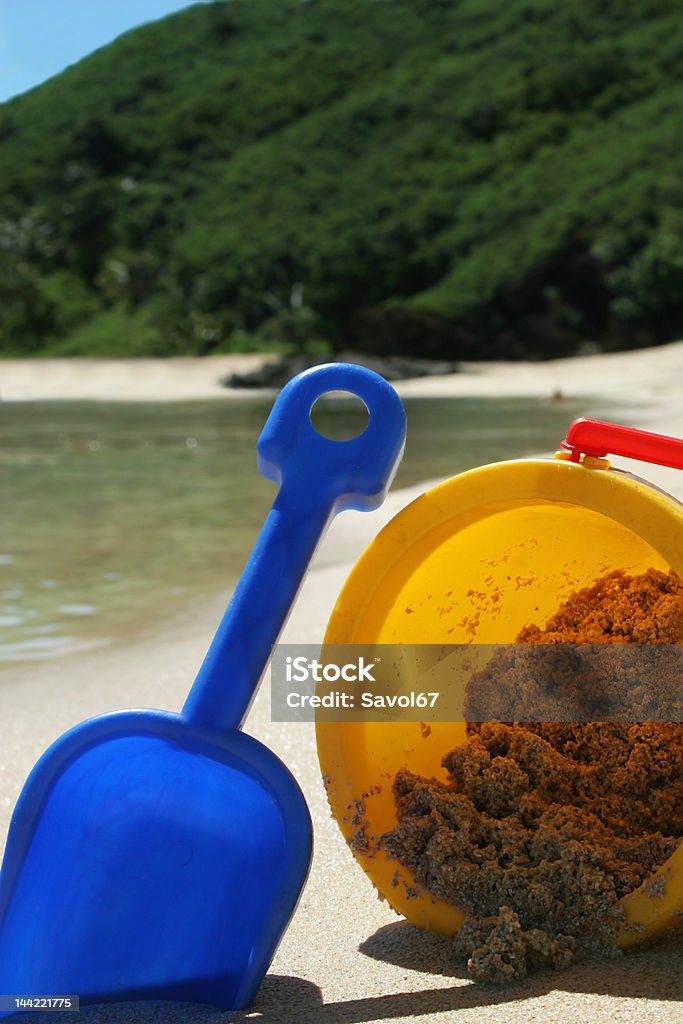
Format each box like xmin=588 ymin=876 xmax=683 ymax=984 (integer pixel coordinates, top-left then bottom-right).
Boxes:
xmin=0 ymin=395 xmax=585 ymax=662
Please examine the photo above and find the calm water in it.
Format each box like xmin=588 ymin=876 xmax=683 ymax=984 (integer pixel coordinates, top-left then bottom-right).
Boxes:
xmin=0 ymin=395 xmax=582 ymax=661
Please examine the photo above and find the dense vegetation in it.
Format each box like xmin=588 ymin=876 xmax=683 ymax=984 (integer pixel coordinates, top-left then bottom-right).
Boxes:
xmin=2 ymin=0 xmax=683 ymax=359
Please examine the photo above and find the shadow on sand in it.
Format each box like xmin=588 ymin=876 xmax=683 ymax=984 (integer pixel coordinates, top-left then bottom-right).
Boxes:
xmin=10 ymin=923 xmax=683 ymax=1024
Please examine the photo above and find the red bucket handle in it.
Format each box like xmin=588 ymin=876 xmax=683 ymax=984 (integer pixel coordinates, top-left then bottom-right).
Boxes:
xmin=560 ymin=418 xmax=683 ymax=470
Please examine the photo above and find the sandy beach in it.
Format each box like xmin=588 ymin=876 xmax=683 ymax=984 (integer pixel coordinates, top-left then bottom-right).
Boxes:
xmin=2 ymin=340 xmax=683 ymax=419
xmin=1 ymin=343 xmax=682 ymax=1023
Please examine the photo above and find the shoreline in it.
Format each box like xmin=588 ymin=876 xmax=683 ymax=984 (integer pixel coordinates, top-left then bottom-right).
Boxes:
xmin=1 ymin=341 xmax=683 ymax=411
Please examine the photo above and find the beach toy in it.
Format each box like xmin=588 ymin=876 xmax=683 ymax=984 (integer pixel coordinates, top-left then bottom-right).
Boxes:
xmin=317 ymin=417 xmax=683 ymax=947
xmin=0 ymin=363 xmax=406 ymax=1013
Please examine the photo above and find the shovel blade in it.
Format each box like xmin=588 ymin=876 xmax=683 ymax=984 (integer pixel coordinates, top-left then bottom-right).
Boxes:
xmin=0 ymin=714 xmax=311 ymax=1013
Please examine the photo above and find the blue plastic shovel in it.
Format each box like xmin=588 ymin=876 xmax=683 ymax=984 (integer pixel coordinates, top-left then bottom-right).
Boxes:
xmin=0 ymin=363 xmax=406 ymax=1014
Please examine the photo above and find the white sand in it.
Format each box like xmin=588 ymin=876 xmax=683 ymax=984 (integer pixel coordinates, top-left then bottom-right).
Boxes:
xmin=0 ymin=344 xmax=682 ymax=1022
xmin=2 ymin=340 xmax=683 ymax=415
xmin=0 ymin=354 xmax=273 ymax=403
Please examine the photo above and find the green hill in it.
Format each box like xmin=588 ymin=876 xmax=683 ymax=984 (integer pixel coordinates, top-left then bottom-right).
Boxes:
xmin=2 ymin=0 xmax=683 ymax=359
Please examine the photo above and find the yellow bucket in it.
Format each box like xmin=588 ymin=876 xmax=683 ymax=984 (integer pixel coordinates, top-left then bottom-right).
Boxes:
xmin=316 ymin=418 xmax=683 ymax=947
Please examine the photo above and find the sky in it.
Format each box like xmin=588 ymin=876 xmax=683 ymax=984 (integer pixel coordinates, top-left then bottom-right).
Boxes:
xmin=0 ymin=0 xmax=212 ymax=103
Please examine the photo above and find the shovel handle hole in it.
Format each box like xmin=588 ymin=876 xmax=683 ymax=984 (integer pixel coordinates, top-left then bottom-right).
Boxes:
xmin=310 ymin=391 xmax=369 ymax=441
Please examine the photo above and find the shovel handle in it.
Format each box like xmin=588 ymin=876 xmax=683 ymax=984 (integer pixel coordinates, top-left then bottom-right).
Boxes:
xmin=183 ymin=363 xmax=406 ymax=733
